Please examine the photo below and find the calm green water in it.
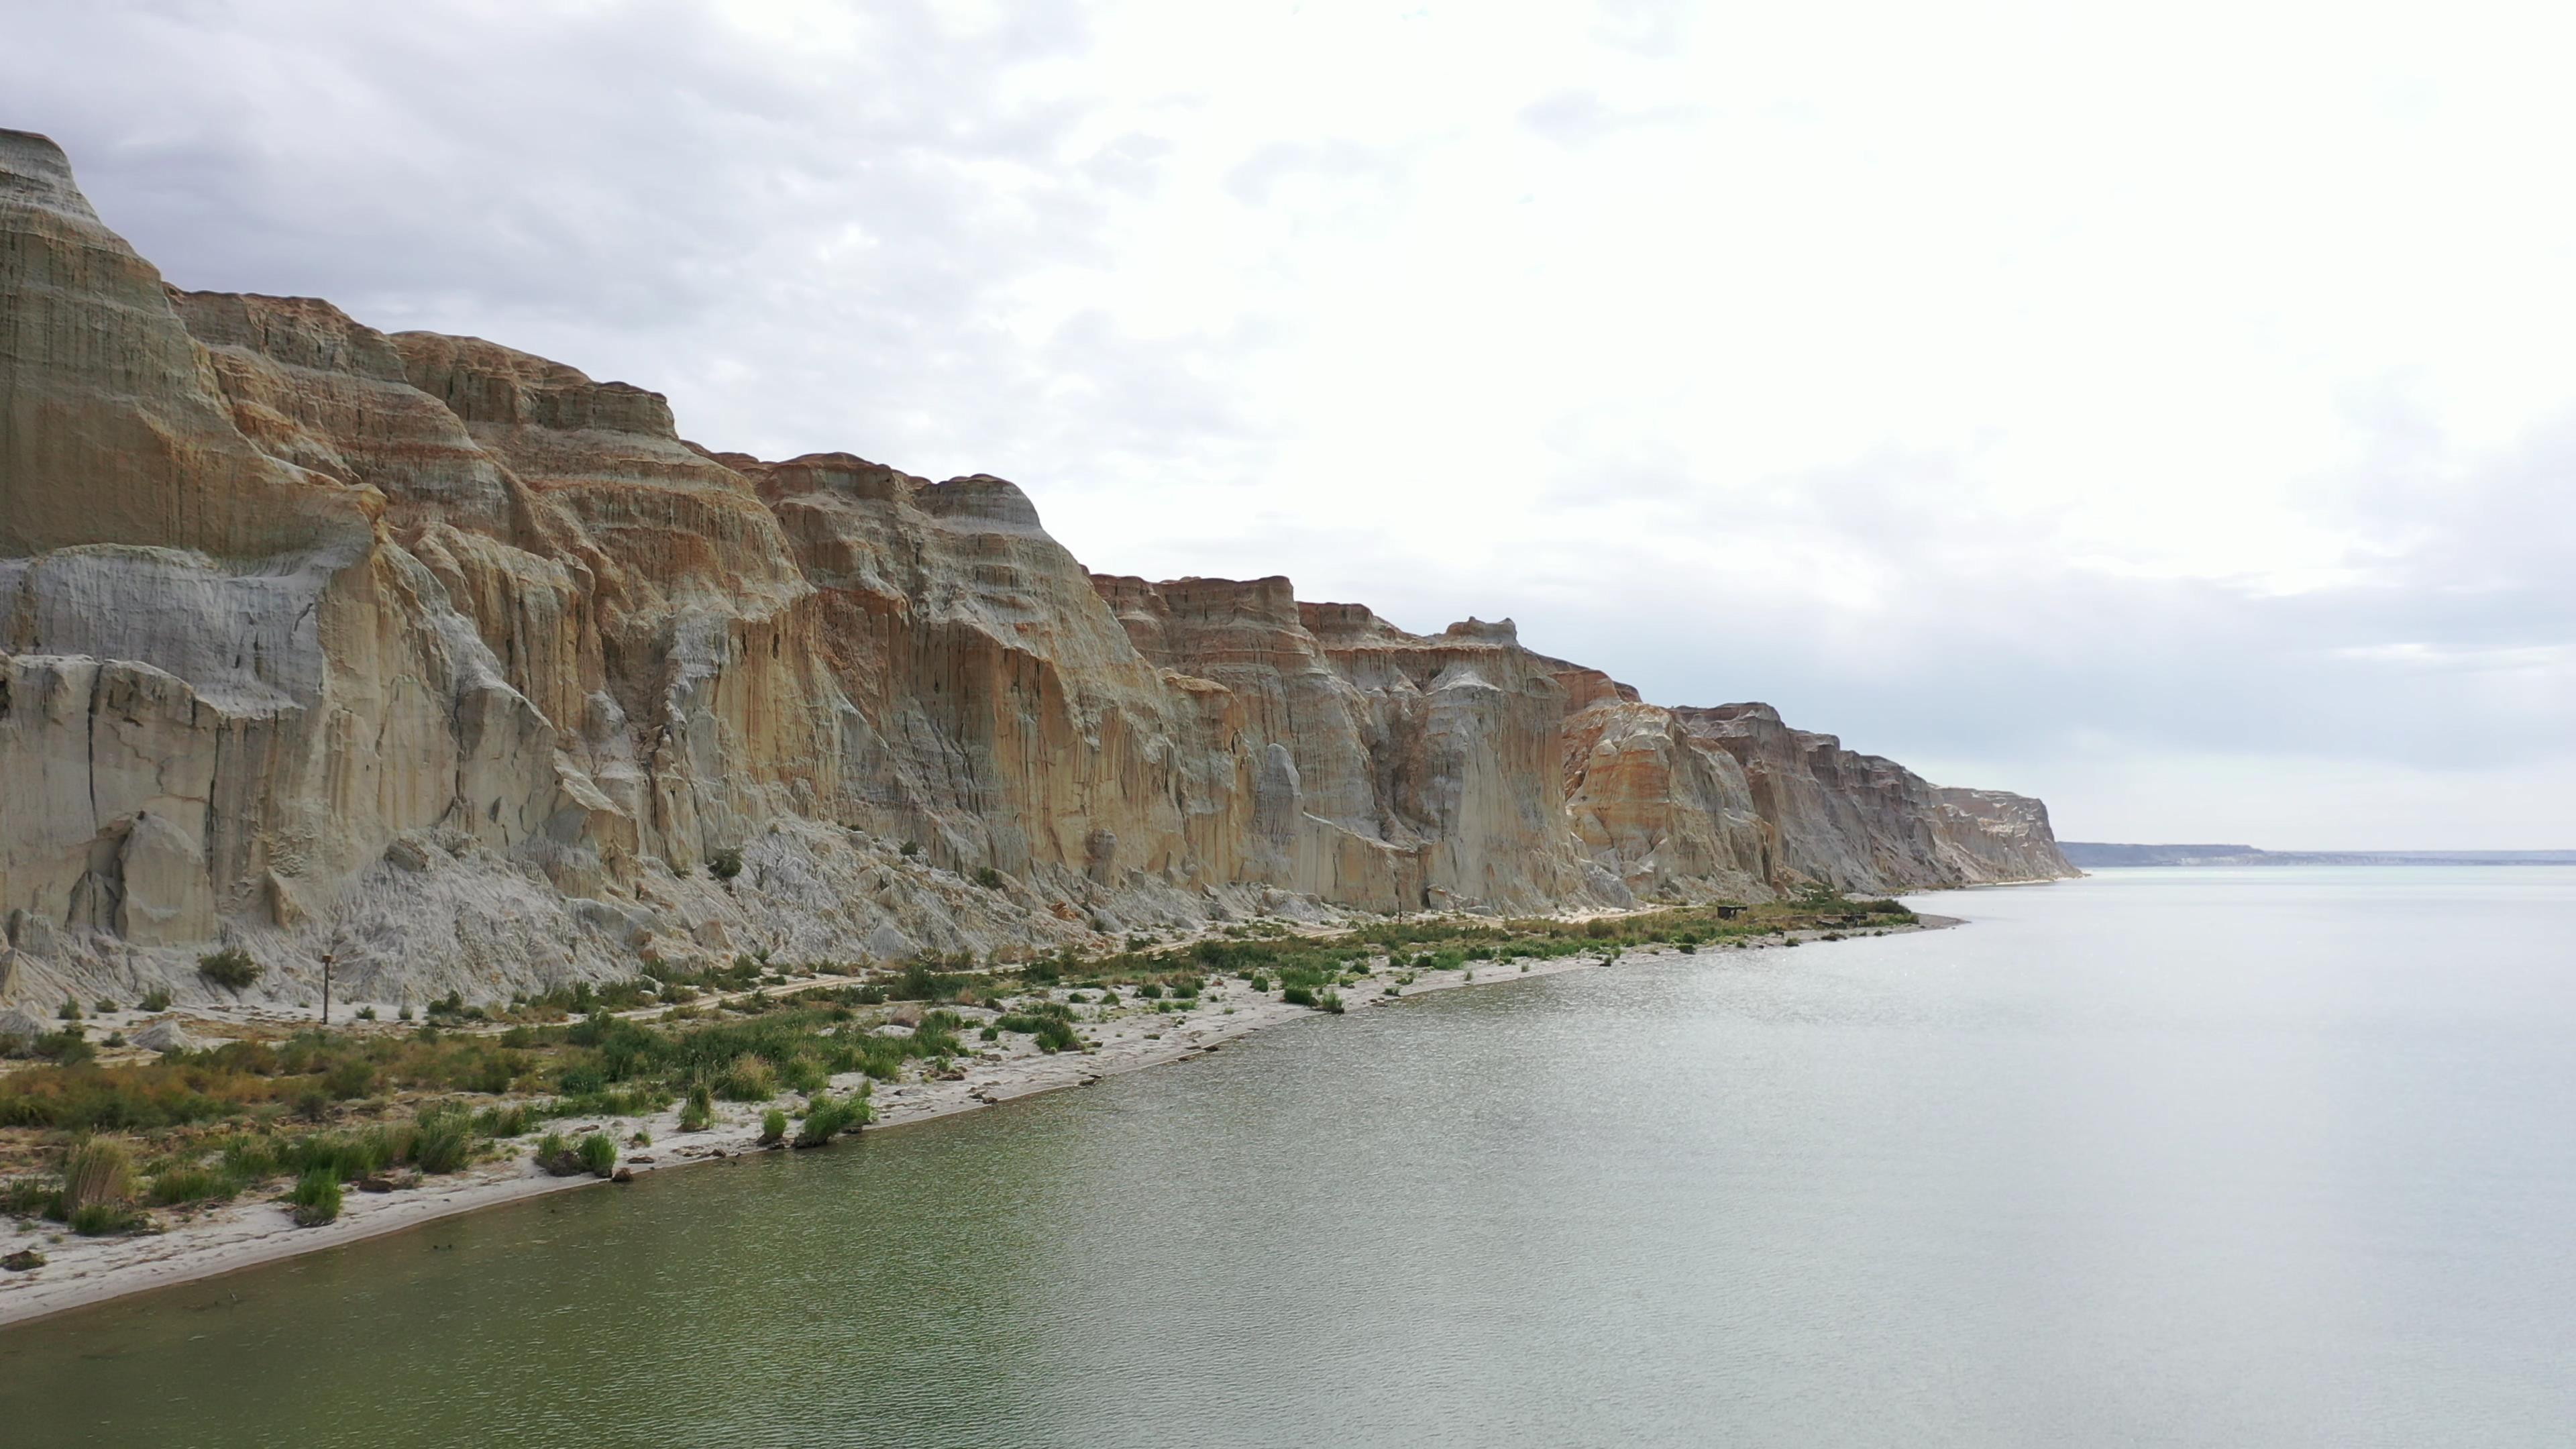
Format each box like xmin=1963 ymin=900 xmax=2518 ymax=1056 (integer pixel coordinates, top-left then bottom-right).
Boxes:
xmin=6 ymin=868 xmax=2575 ymax=1446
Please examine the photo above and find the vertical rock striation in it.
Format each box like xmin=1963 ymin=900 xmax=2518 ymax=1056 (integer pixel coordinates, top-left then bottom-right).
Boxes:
xmin=0 ymin=131 xmax=2072 ymax=1009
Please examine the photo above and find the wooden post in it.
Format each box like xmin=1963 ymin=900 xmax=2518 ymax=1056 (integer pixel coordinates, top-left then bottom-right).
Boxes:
xmin=320 ymin=952 xmax=335 ymax=1026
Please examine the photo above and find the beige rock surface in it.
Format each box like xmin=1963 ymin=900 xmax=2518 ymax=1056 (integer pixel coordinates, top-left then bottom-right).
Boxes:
xmin=0 ymin=129 xmax=2073 ymax=1008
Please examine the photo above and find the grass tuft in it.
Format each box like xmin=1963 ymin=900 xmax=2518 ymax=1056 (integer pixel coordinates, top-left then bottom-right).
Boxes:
xmin=288 ymin=1168 xmax=342 ymax=1226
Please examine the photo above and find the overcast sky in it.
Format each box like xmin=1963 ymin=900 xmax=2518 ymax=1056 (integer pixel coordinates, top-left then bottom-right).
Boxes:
xmin=10 ymin=1 xmax=2572 ymax=847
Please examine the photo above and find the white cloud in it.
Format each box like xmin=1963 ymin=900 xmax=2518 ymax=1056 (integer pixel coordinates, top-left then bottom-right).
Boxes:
xmin=6 ymin=0 xmax=2571 ymax=847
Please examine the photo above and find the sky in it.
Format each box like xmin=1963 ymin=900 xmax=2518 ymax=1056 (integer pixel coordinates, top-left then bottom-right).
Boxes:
xmin=7 ymin=0 xmax=2571 ymax=848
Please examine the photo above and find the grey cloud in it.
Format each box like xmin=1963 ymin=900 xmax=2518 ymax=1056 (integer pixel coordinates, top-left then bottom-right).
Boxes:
xmin=1517 ymin=88 xmax=1702 ymax=146
xmin=1495 ymin=426 xmax=2575 ymax=786
xmin=0 ymin=0 xmax=1269 ymax=486
xmin=1222 ymin=138 xmax=1411 ymax=208
xmin=3 ymin=3 xmax=2565 ymax=847
xmin=1588 ymin=0 xmax=1693 ymax=58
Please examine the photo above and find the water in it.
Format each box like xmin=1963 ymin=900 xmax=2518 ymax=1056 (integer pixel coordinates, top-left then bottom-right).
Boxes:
xmin=6 ymin=868 xmax=2575 ymax=1446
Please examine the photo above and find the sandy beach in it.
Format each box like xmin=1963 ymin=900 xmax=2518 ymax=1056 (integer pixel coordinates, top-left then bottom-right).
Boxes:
xmin=0 ymin=915 xmax=1957 ymax=1330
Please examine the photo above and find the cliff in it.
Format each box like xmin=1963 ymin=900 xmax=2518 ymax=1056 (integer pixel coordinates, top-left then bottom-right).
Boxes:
xmin=0 ymin=130 xmax=2072 ymax=1011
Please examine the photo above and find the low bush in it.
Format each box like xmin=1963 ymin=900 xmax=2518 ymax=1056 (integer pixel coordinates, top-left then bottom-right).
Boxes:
xmin=678 ymin=1084 xmax=714 ymax=1132
xmin=780 ymin=1056 xmax=828 ymax=1094
xmin=61 ymin=1138 xmax=134 ymax=1220
xmin=891 ymin=961 xmax=962 ymax=1003
xmin=138 ymin=986 xmax=174 ymax=1013
xmin=716 ymin=1057 xmax=777 ymax=1102
xmin=577 ymin=1133 xmax=617 ymax=1177
xmin=324 ymin=1056 xmax=378 ymax=1100
xmin=221 ymin=1136 xmax=286 ymax=1183
xmin=706 ymin=847 xmax=744 ymax=881
xmin=412 ymin=1106 xmax=475 ymax=1175
xmin=280 ymin=1128 xmax=402 ymax=1183
xmin=534 ymin=1131 xmax=584 ymax=1177
xmin=69 ymin=1202 xmax=145 ymax=1235
xmin=758 ymin=1108 xmax=787 ymax=1145
xmin=475 ymin=1103 xmax=535 ymax=1138
xmin=199 ymin=948 xmax=262 ymax=991
xmin=147 ymin=1161 xmax=244 ymax=1207
xmin=1 ymin=1176 xmax=59 ymax=1217
xmin=288 ymin=1168 xmax=342 ymax=1226
xmin=794 ymin=1094 xmax=867 ymax=1147
xmin=973 ymin=866 xmax=1005 ymax=890
xmin=910 ymin=1012 xmax=965 ymax=1059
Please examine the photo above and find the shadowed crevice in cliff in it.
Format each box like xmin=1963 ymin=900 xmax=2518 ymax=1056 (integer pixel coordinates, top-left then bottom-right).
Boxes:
xmin=0 ymin=129 xmax=2071 ymax=1008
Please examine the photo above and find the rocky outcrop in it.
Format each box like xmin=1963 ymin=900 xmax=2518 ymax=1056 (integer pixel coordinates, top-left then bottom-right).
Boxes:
xmin=0 ymin=130 xmax=2072 ymax=1009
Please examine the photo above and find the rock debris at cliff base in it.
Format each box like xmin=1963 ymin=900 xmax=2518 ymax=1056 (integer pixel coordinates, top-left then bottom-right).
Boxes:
xmin=0 ymin=127 xmax=2074 ymax=1010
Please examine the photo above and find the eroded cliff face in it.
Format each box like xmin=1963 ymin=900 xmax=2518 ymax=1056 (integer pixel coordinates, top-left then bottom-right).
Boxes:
xmin=0 ymin=131 xmax=2072 ymax=1010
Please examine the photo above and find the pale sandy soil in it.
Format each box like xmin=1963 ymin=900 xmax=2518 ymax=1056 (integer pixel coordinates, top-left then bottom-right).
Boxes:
xmin=0 ymin=915 xmax=1956 ymax=1330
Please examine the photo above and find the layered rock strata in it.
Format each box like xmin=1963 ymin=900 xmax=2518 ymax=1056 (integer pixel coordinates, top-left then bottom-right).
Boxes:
xmin=0 ymin=130 xmax=2072 ymax=1010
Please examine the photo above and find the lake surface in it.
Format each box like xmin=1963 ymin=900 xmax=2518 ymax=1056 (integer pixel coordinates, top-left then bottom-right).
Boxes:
xmin=6 ymin=868 xmax=2575 ymax=1446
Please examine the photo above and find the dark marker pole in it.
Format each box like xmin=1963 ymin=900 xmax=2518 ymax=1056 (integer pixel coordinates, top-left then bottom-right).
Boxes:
xmin=321 ymin=953 xmax=335 ymax=1026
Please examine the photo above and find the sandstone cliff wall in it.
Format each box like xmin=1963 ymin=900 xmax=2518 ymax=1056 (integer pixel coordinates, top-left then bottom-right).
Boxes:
xmin=0 ymin=131 xmax=2072 ymax=1011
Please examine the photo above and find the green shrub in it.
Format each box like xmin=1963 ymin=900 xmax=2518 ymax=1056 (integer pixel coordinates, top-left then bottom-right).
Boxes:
xmin=199 ymin=948 xmax=262 ymax=991
xmin=1318 ymin=990 xmax=1346 ymax=1014
xmin=324 ymin=1056 xmax=378 ymax=1100
xmin=221 ymin=1136 xmax=286 ymax=1183
xmin=794 ymin=1095 xmax=866 ymax=1146
xmin=899 ymin=840 xmax=922 ymax=857
xmin=759 ymin=1108 xmax=788 ymax=1145
xmin=973 ymin=866 xmax=1004 ymax=890
xmin=706 ymin=847 xmax=744 ymax=881
xmin=57 ymin=998 xmax=80 ymax=1021
xmin=61 ymin=1138 xmax=134 ymax=1218
xmin=780 ymin=1056 xmax=827 ymax=1094
xmin=1281 ymin=985 xmax=1316 ymax=1007
xmin=1 ymin=1176 xmax=60 ymax=1217
xmin=148 ymin=1161 xmax=243 ymax=1207
xmin=288 ymin=1168 xmax=342 ymax=1226
xmin=910 ymin=1012 xmax=965 ymax=1059
xmin=474 ymin=1104 xmax=533 ymax=1138
xmin=891 ymin=961 xmax=961 ymax=1002
xmin=577 ymin=1134 xmax=617 ymax=1177
xmin=138 ymin=986 xmax=174 ymax=1013
xmin=678 ymin=1084 xmax=714 ymax=1132
xmin=93 ymin=998 xmax=118 ymax=1015
xmin=69 ymin=1202 xmax=145 ymax=1235
xmin=412 ymin=1106 xmax=474 ymax=1175
xmin=27 ymin=1028 xmax=95 ymax=1067
xmin=280 ymin=1128 xmax=399 ymax=1182
xmin=717 ymin=1057 xmax=777 ymax=1102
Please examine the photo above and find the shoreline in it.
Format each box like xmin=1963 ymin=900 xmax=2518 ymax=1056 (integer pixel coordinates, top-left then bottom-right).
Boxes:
xmin=0 ymin=912 xmax=1961 ymax=1332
